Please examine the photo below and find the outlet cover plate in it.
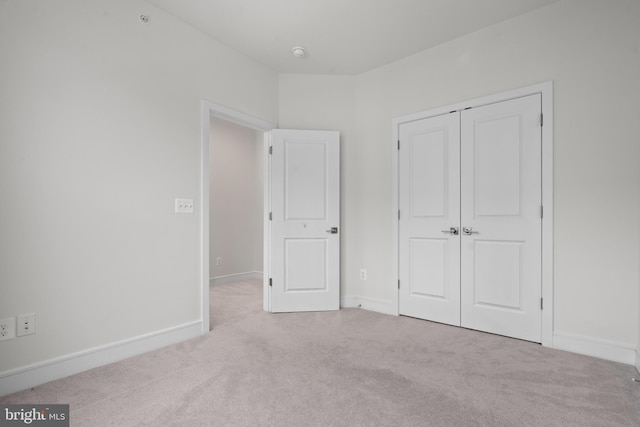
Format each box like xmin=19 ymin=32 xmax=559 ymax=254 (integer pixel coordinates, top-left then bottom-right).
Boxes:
xmin=17 ymin=313 xmax=36 ymax=337
xmin=0 ymin=317 xmax=16 ymax=341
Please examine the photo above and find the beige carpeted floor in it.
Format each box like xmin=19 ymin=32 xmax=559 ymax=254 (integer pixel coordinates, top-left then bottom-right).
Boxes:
xmin=2 ymin=279 xmax=639 ymax=426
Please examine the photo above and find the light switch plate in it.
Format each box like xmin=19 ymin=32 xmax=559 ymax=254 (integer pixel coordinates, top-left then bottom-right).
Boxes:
xmin=175 ymin=198 xmax=194 ymax=214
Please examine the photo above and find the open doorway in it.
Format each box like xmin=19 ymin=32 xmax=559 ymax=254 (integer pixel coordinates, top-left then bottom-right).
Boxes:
xmin=200 ymin=101 xmax=275 ymax=333
xmin=209 ymin=116 xmax=263 ymax=287
xmin=208 ymin=117 xmax=265 ymax=329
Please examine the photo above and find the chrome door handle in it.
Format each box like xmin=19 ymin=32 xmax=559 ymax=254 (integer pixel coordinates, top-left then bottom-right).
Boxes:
xmin=462 ymin=227 xmax=479 ymax=235
xmin=441 ymin=227 xmax=459 ymax=235
xmin=326 ymin=227 xmax=338 ymax=234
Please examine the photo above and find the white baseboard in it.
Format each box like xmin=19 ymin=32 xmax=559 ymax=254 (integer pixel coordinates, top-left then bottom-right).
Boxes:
xmin=341 ymin=296 xmax=396 ymax=316
xmin=210 ymin=271 xmax=262 ymax=286
xmin=0 ymin=321 xmax=203 ymax=397
xmin=552 ymin=331 xmax=636 ymax=366
xmin=342 ymin=300 xmax=637 ymax=367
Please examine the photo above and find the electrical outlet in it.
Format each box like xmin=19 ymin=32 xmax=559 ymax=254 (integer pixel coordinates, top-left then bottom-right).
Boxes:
xmin=0 ymin=317 xmax=16 ymax=342
xmin=359 ymin=269 xmax=367 ymax=280
xmin=174 ymin=198 xmax=194 ymax=214
xmin=17 ymin=313 xmax=36 ymax=337
xmin=216 ymin=257 xmax=223 ymax=266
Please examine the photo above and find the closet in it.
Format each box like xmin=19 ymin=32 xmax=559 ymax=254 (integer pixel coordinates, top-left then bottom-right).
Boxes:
xmin=398 ymin=94 xmax=542 ymax=342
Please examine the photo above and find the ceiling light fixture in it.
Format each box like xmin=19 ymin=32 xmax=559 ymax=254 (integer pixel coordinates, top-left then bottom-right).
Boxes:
xmin=291 ymin=46 xmax=306 ymax=58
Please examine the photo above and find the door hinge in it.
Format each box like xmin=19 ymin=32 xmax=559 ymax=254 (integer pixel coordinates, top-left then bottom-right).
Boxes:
xmin=269 ymin=278 xmax=272 ymax=287
xmin=269 ymin=212 xmax=272 ymax=221
xmin=540 ymin=205 xmax=543 ymax=219
xmin=398 ymin=280 xmax=400 ymax=289
xmin=540 ymin=113 xmax=543 ymax=127
xmin=397 ymin=140 xmax=400 ymax=150
xmin=269 ymin=146 xmax=273 ymax=155
xmin=540 ymin=298 xmax=543 ymax=310
xmin=398 ymin=210 xmax=400 ymax=220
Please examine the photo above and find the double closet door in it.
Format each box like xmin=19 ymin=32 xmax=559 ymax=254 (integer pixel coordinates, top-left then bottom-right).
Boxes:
xmin=398 ymin=94 xmax=542 ymax=343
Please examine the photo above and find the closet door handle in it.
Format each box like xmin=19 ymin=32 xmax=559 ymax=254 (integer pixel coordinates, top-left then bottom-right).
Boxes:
xmin=462 ymin=227 xmax=479 ymax=235
xmin=441 ymin=227 xmax=459 ymax=235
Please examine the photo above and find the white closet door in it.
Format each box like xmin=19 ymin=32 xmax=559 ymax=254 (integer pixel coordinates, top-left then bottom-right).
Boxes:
xmin=460 ymin=94 xmax=542 ymax=342
xmin=398 ymin=113 xmax=461 ymax=326
xmin=270 ymin=129 xmax=340 ymax=313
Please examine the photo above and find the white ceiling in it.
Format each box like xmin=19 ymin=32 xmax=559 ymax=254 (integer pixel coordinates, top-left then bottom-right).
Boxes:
xmin=147 ymin=0 xmax=559 ymax=75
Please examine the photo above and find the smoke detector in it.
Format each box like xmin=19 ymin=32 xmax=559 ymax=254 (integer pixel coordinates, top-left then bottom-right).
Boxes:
xmin=291 ymin=46 xmax=306 ymax=58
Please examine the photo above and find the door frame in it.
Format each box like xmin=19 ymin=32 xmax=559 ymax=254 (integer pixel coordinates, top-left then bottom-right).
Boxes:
xmin=200 ymin=100 xmax=276 ymax=333
xmin=391 ymin=81 xmax=554 ymax=347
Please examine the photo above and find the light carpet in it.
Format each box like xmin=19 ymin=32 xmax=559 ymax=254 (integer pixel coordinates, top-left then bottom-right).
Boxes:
xmin=2 ymin=279 xmax=639 ymax=426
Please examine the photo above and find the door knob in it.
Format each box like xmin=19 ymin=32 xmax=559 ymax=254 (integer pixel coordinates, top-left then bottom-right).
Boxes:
xmin=441 ymin=227 xmax=459 ymax=235
xmin=326 ymin=227 xmax=338 ymax=234
xmin=462 ymin=227 xmax=479 ymax=235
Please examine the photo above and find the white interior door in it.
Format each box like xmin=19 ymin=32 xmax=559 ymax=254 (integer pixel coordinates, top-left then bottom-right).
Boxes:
xmin=460 ymin=94 xmax=542 ymax=342
xmin=269 ymin=129 xmax=340 ymax=312
xmin=398 ymin=113 xmax=461 ymax=326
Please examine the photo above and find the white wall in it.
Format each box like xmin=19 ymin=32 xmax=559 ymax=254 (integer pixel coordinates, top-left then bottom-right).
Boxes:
xmin=0 ymin=0 xmax=277 ymax=379
xmin=355 ymin=0 xmax=640 ymax=346
xmin=254 ymin=131 xmax=265 ymax=273
xmin=209 ymin=117 xmax=263 ymax=279
xmin=278 ymin=74 xmax=357 ymax=298
xmin=280 ymin=0 xmax=640 ymax=352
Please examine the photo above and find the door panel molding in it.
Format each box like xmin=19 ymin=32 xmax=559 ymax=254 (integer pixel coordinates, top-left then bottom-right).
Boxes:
xmin=392 ymin=81 xmax=553 ymax=347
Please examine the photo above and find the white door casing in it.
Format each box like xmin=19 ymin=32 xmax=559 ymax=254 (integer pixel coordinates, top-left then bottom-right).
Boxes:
xmin=398 ymin=113 xmax=461 ymax=326
xmin=460 ymin=94 xmax=542 ymax=342
xmin=269 ymin=129 xmax=340 ymax=312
